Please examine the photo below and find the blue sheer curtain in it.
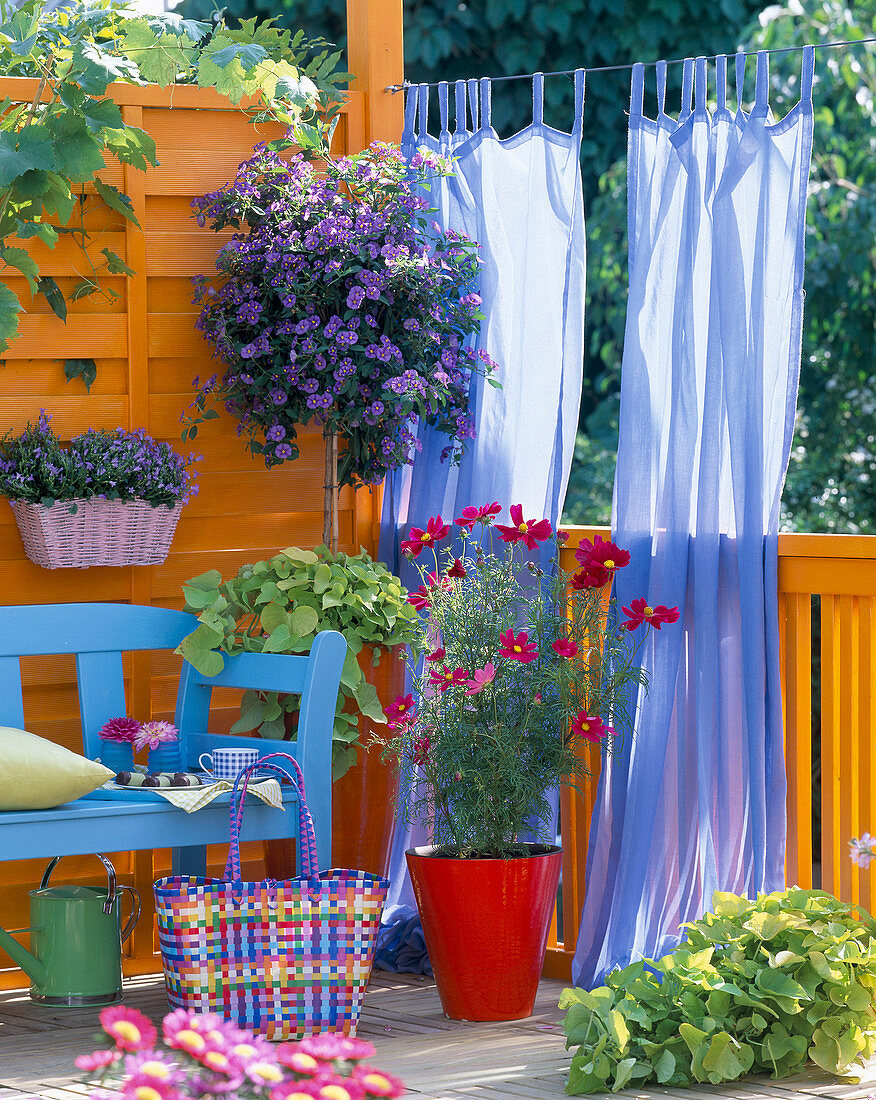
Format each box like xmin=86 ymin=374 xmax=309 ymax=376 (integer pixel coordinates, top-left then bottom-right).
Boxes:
xmin=374 ymin=73 xmax=587 ymax=969
xmin=572 ymin=50 xmax=815 ymax=988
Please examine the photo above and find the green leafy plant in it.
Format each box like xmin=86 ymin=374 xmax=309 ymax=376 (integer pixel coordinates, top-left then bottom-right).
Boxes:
xmin=177 ymin=545 xmax=420 ymax=778
xmin=0 ymin=0 xmax=349 ymax=352
xmin=561 ymin=888 xmax=876 ymax=1094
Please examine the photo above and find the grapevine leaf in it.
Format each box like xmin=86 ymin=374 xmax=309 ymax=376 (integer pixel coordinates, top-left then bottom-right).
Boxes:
xmin=93 ymin=179 xmax=140 ymax=228
xmin=101 ymin=247 xmax=135 ymax=277
xmin=48 ymin=111 xmax=106 ymax=182
xmin=209 ymin=41 xmax=268 ymax=72
xmin=102 ymin=127 xmax=158 ymax=171
xmin=15 ymin=219 xmax=57 ymax=246
xmin=79 ymin=95 xmax=124 ymax=134
xmin=69 ymin=39 xmax=140 ymax=95
xmin=0 ymin=245 xmax=38 ymax=292
xmin=64 ymin=358 xmax=97 ymax=391
xmin=0 ymin=282 xmax=22 ymax=353
xmin=14 ymin=169 xmax=51 ymax=197
xmin=37 ymin=276 xmax=66 ymax=321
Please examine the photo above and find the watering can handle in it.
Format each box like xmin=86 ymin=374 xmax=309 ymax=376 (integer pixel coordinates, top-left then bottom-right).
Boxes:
xmin=117 ymin=885 xmax=141 ymax=944
xmin=40 ymin=854 xmax=118 ymax=916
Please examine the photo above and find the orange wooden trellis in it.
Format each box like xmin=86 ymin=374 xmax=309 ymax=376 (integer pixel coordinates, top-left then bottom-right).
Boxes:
xmin=0 ymin=0 xmax=404 ymax=989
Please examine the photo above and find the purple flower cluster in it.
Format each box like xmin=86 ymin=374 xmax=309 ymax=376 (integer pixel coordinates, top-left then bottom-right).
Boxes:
xmin=187 ymin=141 xmax=498 ymax=488
xmin=0 ymin=411 xmax=199 ymax=508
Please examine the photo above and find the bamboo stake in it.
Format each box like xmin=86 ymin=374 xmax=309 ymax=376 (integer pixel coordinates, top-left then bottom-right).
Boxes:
xmin=323 ymin=430 xmax=340 ymax=554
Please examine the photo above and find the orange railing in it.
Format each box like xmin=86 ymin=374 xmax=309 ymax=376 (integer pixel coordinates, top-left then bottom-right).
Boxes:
xmin=544 ymin=528 xmax=876 ymax=982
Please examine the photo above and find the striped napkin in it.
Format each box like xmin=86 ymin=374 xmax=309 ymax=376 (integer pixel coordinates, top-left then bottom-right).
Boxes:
xmin=140 ymin=779 xmax=285 ymax=814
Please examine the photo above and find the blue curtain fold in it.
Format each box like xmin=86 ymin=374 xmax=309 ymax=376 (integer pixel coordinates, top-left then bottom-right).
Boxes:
xmin=375 ymin=73 xmax=587 ymax=969
xmin=572 ymin=49 xmax=816 ymax=988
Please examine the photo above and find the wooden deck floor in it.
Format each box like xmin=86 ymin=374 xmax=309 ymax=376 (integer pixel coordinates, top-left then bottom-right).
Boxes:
xmin=1 ymin=971 xmax=875 ymax=1100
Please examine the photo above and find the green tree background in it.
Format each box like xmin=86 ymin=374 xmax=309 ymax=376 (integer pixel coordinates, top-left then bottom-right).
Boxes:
xmin=179 ymin=0 xmax=875 ymax=533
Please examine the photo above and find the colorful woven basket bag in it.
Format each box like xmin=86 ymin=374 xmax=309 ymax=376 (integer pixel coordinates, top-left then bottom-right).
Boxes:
xmin=153 ymin=752 xmax=389 ymax=1039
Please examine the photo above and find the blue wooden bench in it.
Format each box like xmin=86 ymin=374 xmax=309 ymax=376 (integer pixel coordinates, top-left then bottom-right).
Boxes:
xmin=0 ymin=603 xmax=346 ymax=875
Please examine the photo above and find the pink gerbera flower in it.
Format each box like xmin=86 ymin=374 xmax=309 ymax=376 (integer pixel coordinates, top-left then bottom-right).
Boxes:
xmin=271 ymin=1084 xmax=322 ymax=1100
xmin=120 ymin=1074 xmax=180 ymax=1100
xmin=99 ymin=716 xmax=141 ymax=744
xmin=276 ymin=1045 xmax=321 ymax=1075
xmin=464 ymin=662 xmax=496 ymax=696
xmin=100 ymin=1005 xmax=158 ymax=1052
xmin=572 ymin=712 xmax=614 ymax=744
xmin=494 ymin=504 xmax=553 ymax=550
xmin=574 ymin=534 xmax=630 ymax=574
xmin=455 ymin=502 xmax=501 ymax=530
xmin=134 ymin=720 xmax=178 ymax=752
xmin=428 ymin=665 xmax=468 ymax=693
xmin=551 ymin=639 xmax=578 ymax=658
xmin=352 ymin=1064 xmax=407 ymax=1098
xmin=298 ymin=1035 xmax=376 ymax=1062
xmin=498 ymin=629 xmax=538 ymax=663
xmin=312 ymin=1077 xmax=366 ymax=1100
xmin=400 ymin=515 xmax=448 ymax=557
xmin=75 ymin=1049 xmax=117 ymax=1072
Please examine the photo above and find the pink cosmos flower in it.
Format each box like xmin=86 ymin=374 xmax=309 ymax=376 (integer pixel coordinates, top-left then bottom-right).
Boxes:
xmin=134 ymin=720 xmax=178 ymax=752
xmin=384 ymin=693 xmax=415 ymax=722
xmin=494 ymin=504 xmax=553 ymax=550
xmin=99 ymin=716 xmax=141 ymax=744
xmin=446 ymin=558 xmax=467 ymax=578
xmin=572 ymin=712 xmax=614 ymax=744
xmin=621 ymin=598 xmax=680 ymax=631
xmin=410 ymin=735 xmax=431 ymax=767
xmin=498 ymin=629 xmax=538 ymax=663
xmin=351 ymin=1064 xmax=407 ymax=1098
xmin=850 ymin=834 xmax=876 ymax=868
xmin=551 ymin=638 xmax=578 ymax=658
xmin=574 ymin=534 xmax=630 ymax=574
xmin=455 ymin=502 xmax=501 ymax=530
xmin=406 ymin=572 xmax=450 ymax=611
xmin=100 ymin=1005 xmax=158 ymax=1052
xmin=400 ymin=515 xmax=448 ymax=557
xmin=428 ymin=665 xmax=468 ymax=693
xmin=75 ymin=1050 xmax=117 ymax=1072
xmin=464 ymin=662 xmax=496 ymax=696
xmin=297 ymin=1035 xmax=376 ymax=1062
xmin=424 ymin=647 xmax=446 ymax=662
xmin=570 ymin=566 xmax=610 ymax=590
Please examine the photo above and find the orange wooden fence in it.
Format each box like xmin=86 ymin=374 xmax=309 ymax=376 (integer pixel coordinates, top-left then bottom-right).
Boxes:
xmin=0 ymin=0 xmax=404 ymax=989
xmin=544 ymin=528 xmax=876 ymax=982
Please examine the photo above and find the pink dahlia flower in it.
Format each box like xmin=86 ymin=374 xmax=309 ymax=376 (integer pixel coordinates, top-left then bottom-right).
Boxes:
xmin=99 ymin=716 xmax=141 ymax=744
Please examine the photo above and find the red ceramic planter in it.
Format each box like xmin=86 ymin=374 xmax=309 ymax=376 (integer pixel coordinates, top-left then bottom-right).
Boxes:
xmin=406 ymin=843 xmax=562 ymax=1022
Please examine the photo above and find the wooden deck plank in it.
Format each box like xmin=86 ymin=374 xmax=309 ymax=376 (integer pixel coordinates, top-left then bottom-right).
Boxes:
xmin=0 ymin=972 xmax=873 ymax=1100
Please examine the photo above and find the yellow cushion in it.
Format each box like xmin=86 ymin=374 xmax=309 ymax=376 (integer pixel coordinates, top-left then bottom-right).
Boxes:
xmin=0 ymin=727 xmax=114 ymax=810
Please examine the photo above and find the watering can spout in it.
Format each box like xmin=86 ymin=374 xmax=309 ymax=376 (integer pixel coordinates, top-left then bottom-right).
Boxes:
xmin=0 ymin=927 xmax=47 ymax=986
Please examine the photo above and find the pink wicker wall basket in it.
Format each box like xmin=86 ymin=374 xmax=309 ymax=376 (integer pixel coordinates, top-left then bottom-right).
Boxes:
xmin=9 ymin=498 xmax=184 ymax=569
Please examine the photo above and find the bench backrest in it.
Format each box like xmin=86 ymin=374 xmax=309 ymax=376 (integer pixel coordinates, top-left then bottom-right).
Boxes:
xmin=0 ymin=605 xmax=346 ymax=778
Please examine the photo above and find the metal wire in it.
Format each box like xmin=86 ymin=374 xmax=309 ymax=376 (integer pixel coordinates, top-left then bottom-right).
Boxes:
xmin=385 ymin=36 xmax=876 ymax=92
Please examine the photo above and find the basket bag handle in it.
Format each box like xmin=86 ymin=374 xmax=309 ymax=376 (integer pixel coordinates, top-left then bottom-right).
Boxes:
xmin=224 ymin=752 xmax=320 ymax=882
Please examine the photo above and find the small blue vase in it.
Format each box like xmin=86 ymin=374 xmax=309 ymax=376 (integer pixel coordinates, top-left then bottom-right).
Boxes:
xmin=148 ymin=742 xmax=182 ymax=773
xmin=98 ymin=739 xmax=134 ymax=774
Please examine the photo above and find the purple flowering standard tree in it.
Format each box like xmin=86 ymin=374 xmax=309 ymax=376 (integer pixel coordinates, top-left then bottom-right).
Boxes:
xmin=185 ymin=141 xmax=498 ymax=550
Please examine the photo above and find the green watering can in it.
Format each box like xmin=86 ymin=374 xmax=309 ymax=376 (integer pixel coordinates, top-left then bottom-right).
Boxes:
xmin=0 ymin=853 xmax=141 ymax=1006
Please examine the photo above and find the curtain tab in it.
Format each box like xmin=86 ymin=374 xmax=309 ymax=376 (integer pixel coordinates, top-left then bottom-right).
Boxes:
xmin=800 ymin=45 xmax=815 ymax=105
xmin=574 ymin=68 xmax=586 ymax=127
xmin=630 ymin=62 xmax=645 ymax=120
xmin=480 ymin=77 xmax=492 ymax=128
xmin=694 ymin=56 xmax=708 ymax=113
xmin=437 ymin=81 xmax=450 ymax=140
xmin=532 ymin=72 xmax=544 ymax=125
xmin=715 ymin=55 xmax=727 ymax=113
xmin=467 ymin=78 xmax=480 ymax=130
xmin=417 ymin=83 xmax=429 ymax=138
xmin=656 ymin=60 xmax=667 ymax=117
xmin=755 ymin=50 xmax=769 ymax=109
xmin=735 ymin=52 xmax=746 ymax=113
xmin=454 ymin=81 xmax=467 ymax=134
xmin=680 ymin=58 xmax=694 ymax=119
xmin=403 ymin=85 xmax=418 ymax=145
